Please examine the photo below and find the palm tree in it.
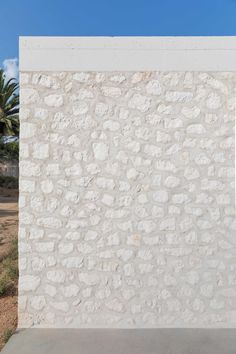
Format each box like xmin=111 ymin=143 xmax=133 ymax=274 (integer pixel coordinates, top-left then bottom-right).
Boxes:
xmin=0 ymin=69 xmax=19 ymax=136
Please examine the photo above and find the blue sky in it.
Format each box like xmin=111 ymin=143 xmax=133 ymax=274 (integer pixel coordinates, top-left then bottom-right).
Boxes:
xmin=1 ymin=0 xmax=236 ymax=78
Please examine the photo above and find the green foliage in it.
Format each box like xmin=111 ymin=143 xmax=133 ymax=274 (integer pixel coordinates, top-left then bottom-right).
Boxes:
xmin=0 ymin=275 xmax=8 ymax=296
xmin=0 ymin=236 xmax=18 ymax=297
xmin=0 ymin=139 xmax=19 ymax=161
xmin=7 ymin=238 xmax=18 ymax=262
xmin=0 ymin=70 xmax=19 ymax=136
xmin=2 ymin=255 xmax=18 ymax=280
xmin=0 ymin=175 xmax=18 ymax=189
xmin=3 ymin=329 xmax=14 ymax=343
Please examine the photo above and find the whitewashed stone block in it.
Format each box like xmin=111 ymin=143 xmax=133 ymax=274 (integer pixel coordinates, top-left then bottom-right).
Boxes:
xmin=19 ymin=68 xmax=236 ymax=329
xmin=45 ymin=94 xmax=63 ymax=107
xmin=20 ymin=275 xmax=40 ymax=291
xmin=93 ymin=142 xmax=109 ymax=161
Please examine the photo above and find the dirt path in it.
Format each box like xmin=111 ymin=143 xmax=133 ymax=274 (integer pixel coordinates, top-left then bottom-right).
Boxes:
xmin=0 ymin=188 xmax=18 ymax=350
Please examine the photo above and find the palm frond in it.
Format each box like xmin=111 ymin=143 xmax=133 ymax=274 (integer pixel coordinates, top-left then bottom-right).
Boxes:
xmin=0 ymin=70 xmax=19 ymax=136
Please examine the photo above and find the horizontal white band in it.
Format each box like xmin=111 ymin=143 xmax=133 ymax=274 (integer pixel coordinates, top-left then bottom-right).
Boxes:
xmin=19 ymin=36 xmax=236 ymax=71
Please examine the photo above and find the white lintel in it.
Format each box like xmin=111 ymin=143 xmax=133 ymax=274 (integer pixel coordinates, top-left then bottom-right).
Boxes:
xmin=19 ymin=36 xmax=236 ymax=71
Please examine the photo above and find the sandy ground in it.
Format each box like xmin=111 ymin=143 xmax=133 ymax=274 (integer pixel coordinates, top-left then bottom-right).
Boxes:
xmin=0 ymin=188 xmax=18 ymax=350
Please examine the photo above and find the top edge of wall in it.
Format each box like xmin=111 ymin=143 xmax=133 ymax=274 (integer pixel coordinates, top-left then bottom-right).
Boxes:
xmin=19 ymin=36 xmax=236 ymax=72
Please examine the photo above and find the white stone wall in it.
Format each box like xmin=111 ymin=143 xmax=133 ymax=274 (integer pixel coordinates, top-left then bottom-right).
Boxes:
xmin=19 ymin=71 xmax=236 ymax=328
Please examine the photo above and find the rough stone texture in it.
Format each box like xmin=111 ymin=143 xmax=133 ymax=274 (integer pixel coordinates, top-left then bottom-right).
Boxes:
xmin=19 ymin=71 xmax=236 ymax=328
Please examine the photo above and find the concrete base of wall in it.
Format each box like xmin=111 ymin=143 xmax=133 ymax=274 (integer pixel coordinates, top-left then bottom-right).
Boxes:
xmin=2 ymin=329 xmax=236 ymax=354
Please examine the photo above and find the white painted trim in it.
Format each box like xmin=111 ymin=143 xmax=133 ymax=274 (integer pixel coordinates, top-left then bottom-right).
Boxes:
xmin=19 ymin=36 xmax=236 ymax=72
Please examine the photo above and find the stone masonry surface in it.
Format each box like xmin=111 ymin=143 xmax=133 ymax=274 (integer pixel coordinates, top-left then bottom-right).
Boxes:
xmin=19 ymin=71 xmax=236 ymax=328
